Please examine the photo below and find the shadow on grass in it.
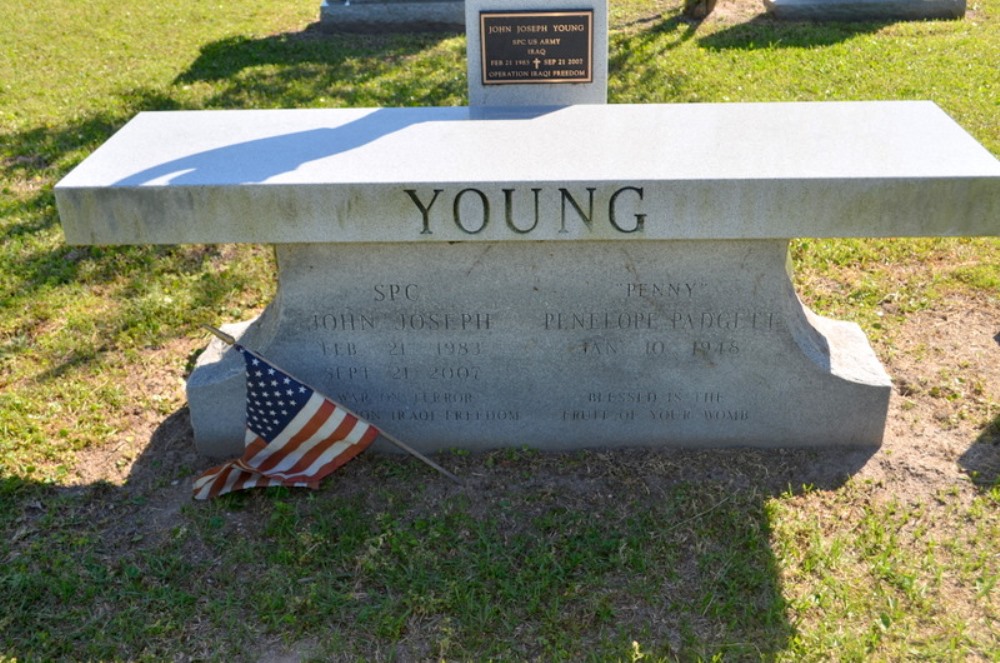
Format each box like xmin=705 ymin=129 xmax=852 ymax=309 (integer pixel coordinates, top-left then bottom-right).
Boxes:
xmin=609 ymin=10 xmax=892 ymax=102
xmin=2 ymin=25 xmax=467 ymax=376
xmin=2 ymin=93 xmax=182 ymax=242
xmin=0 ymin=403 xmax=878 ymax=659
xmin=958 ymin=413 xmax=1000 ymax=488
xmin=2 ymin=89 xmax=187 ymax=245
xmin=609 ymin=14 xmax=699 ymax=102
xmin=3 ymin=23 xmax=465 ymax=353
xmin=1 ymin=90 xmax=261 ymax=376
xmin=2 ymin=150 xmax=266 ymax=373
xmin=957 ymin=334 xmax=1000 ymax=488
xmin=174 ymin=25 xmax=466 ymax=108
xmin=3 ymin=21 xmax=467 ymax=296
xmin=698 ymin=14 xmax=893 ymax=50
xmin=176 ymin=23 xmax=459 ymax=83
xmin=611 ymin=5 xmax=892 ymax=58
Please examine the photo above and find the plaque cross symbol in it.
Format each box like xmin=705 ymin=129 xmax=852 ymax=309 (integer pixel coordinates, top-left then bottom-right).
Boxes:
xmin=533 ymin=58 xmax=541 ymax=69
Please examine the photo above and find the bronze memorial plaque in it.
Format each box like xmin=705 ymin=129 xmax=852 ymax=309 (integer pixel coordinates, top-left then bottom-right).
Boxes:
xmin=480 ymin=10 xmax=593 ymax=85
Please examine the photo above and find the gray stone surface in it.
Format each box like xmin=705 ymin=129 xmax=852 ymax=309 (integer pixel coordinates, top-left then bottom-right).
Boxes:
xmin=189 ymin=240 xmax=891 ymax=457
xmin=465 ymin=0 xmax=608 ymax=106
xmin=319 ymin=0 xmax=465 ymax=33
xmin=53 ymin=101 xmax=1000 ymax=456
xmin=54 ymin=102 xmax=1000 ymax=246
xmin=764 ymin=0 xmax=965 ymax=20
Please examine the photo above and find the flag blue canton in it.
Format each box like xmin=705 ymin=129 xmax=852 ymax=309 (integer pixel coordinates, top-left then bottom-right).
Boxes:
xmin=240 ymin=347 xmax=312 ymax=442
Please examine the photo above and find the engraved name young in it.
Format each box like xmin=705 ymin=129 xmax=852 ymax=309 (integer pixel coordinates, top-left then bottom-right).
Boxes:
xmin=404 ymin=185 xmax=646 ymax=235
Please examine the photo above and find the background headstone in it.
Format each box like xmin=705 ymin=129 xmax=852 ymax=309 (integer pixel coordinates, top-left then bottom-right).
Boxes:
xmin=764 ymin=0 xmax=965 ymax=20
xmin=320 ymin=0 xmax=465 ymax=33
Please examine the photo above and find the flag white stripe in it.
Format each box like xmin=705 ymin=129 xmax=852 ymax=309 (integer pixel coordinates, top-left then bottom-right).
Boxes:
xmin=218 ymin=465 xmax=243 ymax=496
xmin=192 ymin=464 xmax=238 ymax=499
xmin=192 ymin=471 xmax=218 ymax=494
xmin=242 ymin=393 xmax=329 ymax=467
xmin=267 ymin=439 xmax=353 ymax=481
xmin=192 ymin=474 xmax=216 ymax=500
xmin=267 ymin=422 xmax=372 ymax=481
xmin=259 ymin=406 xmax=349 ymax=475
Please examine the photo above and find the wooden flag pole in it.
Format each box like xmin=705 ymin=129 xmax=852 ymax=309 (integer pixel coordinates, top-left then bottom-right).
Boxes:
xmin=201 ymin=324 xmax=464 ymax=486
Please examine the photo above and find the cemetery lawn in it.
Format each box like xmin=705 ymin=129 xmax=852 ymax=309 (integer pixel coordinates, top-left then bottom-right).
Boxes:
xmin=1 ymin=0 xmax=998 ymax=659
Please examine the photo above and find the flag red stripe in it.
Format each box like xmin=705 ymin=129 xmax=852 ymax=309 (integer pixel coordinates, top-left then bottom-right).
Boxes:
xmin=206 ymin=465 xmax=236 ymax=500
xmin=236 ymin=436 xmax=270 ymax=474
xmin=193 ymin=463 xmax=230 ymax=500
xmin=280 ymin=426 xmax=378 ymax=484
xmin=252 ymin=399 xmax=338 ymax=473
xmin=269 ymin=412 xmax=365 ymax=479
xmin=242 ymin=437 xmax=268 ymax=461
xmin=232 ymin=467 xmax=261 ymax=493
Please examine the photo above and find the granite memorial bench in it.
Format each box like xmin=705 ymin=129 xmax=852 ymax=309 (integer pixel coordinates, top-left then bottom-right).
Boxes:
xmin=54 ymin=100 xmax=1000 ymax=456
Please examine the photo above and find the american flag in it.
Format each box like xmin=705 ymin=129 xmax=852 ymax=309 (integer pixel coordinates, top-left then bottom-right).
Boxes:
xmin=193 ymin=345 xmax=379 ymax=500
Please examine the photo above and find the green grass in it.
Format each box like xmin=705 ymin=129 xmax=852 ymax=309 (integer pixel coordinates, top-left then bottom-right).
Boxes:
xmin=1 ymin=0 xmax=999 ymax=659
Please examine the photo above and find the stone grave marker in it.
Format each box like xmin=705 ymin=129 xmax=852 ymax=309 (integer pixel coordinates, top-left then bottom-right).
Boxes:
xmin=320 ymin=0 xmax=465 ymax=33
xmin=52 ymin=0 xmax=1000 ymax=460
xmin=764 ymin=0 xmax=965 ymax=21
xmin=54 ymin=101 xmax=1000 ymax=456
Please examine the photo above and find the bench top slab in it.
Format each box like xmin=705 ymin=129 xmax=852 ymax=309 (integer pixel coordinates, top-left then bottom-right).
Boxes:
xmin=55 ymin=101 xmax=1000 ymax=244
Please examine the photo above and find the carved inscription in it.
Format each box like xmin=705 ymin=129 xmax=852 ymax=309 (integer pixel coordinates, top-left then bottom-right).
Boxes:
xmin=405 ymin=187 xmax=646 ymax=236
xmin=621 ymin=282 xmax=706 ymax=298
xmin=313 ymin=311 xmax=493 ymax=332
xmin=304 ymin=273 xmax=781 ymax=431
xmin=308 ymin=280 xmax=508 ymax=422
xmin=396 ymin=313 xmax=493 ymax=331
xmin=545 ymin=310 xmax=777 ymax=333
xmin=567 ymin=390 xmax=751 ymax=425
